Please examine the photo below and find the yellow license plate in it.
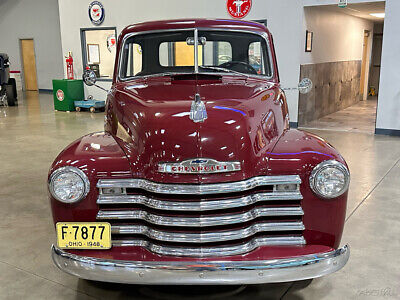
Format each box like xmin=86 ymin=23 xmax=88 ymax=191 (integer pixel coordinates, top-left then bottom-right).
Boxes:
xmin=56 ymin=222 xmax=111 ymax=249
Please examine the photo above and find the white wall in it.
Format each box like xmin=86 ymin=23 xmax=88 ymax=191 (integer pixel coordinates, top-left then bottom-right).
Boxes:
xmin=302 ymin=6 xmax=374 ymax=99
xmin=302 ymin=7 xmax=374 ymax=65
xmin=375 ymin=0 xmax=400 ymax=132
xmin=0 ymin=0 xmax=63 ymax=90
xmin=57 ymin=0 xmax=304 ymax=122
xmin=303 ymin=0 xmax=384 ymax=6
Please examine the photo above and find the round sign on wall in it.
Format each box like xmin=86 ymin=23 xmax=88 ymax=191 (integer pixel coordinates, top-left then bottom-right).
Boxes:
xmin=226 ymin=0 xmax=252 ymax=19
xmin=89 ymin=1 xmax=105 ymax=25
xmin=56 ymin=89 xmax=64 ymax=101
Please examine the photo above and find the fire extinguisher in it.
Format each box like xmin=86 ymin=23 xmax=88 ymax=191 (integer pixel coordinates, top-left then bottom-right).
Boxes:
xmin=65 ymin=52 xmax=74 ymax=80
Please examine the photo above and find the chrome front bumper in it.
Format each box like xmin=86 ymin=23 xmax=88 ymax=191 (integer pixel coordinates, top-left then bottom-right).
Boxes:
xmin=51 ymin=244 xmax=349 ymax=285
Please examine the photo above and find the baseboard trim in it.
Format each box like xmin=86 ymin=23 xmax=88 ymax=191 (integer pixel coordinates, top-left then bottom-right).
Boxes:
xmin=375 ymin=128 xmax=400 ymax=136
xmin=39 ymin=89 xmax=53 ymax=93
xmin=289 ymin=122 xmax=298 ymax=129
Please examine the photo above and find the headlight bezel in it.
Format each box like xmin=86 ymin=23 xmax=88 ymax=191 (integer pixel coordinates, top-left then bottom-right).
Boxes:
xmin=49 ymin=166 xmax=90 ymax=203
xmin=309 ymin=160 xmax=350 ymax=199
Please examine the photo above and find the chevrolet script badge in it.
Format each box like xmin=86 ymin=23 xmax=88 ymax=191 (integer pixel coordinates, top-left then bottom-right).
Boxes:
xmin=189 ymin=93 xmax=207 ymax=123
xmin=158 ymin=158 xmax=241 ymax=174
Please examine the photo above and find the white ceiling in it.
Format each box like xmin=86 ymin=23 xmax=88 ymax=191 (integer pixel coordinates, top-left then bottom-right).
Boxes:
xmin=323 ymin=1 xmax=386 ymax=22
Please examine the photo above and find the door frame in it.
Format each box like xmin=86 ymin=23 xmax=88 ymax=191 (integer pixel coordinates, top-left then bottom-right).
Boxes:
xmin=19 ymin=38 xmax=39 ymax=91
xmin=360 ymin=30 xmax=371 ymax=101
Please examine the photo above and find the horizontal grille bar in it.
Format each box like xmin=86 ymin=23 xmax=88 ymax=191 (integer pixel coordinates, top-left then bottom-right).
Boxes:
xmin=97 ymin=191 xmax=302 ymax=211
xmin=97 ymin=175 xmax=301 ymax=195
xmin=112 ymin=236 xmax=306 ymax=257
xmin=97 ymin=207 xmax=304 ymax=227
xmin=111 ymin=221 xmax=305 ymax=243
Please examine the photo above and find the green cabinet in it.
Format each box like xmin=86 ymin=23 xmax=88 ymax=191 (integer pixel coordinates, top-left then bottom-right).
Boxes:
xmin=52 ymin=79 xmax=84 ymax=111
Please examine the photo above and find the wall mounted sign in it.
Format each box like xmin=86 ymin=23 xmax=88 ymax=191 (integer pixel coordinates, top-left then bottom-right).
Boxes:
xmin=226 ymin=0 xmax=251 ymax=19
xmin=89 ymin=1 xmax=105 ymax=25
xmin=305 ymin=30 xmax=313 ymax=52
xmin=106 ymin=34 xmax=116 ymax=52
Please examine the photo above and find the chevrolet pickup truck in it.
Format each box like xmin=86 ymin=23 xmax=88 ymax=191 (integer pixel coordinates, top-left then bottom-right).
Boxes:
xmin=49 ymin=19 xmax=350 ymax=284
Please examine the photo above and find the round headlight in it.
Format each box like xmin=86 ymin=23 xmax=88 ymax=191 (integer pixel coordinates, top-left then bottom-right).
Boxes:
xmin=49 ymin=167 xmax=90 ymax=203
xmin=309 ymin=160 xmax=350 ymax=199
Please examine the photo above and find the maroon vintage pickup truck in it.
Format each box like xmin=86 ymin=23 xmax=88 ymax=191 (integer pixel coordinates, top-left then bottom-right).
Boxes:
xmin=49 ymin=19 xmax=350 ymax=284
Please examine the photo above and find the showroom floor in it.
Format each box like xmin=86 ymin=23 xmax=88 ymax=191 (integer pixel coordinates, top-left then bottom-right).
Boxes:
xmin=300 ymin=97 xmax=378 ymax=134
xmin=0 ymin=92 xmax=399 ymax=300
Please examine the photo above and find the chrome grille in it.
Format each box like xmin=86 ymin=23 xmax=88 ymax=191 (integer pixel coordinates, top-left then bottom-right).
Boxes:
xmin=97 ymin=175 xmax=304 ymax=257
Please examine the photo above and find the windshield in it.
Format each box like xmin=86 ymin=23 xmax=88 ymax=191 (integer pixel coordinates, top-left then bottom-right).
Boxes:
xmin=120 ymin=29 xmax=272 ymax=79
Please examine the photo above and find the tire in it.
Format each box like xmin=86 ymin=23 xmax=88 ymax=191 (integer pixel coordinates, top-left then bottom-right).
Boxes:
xmin=90 ymin=107 xmax=95 ymax=113
xmin=6 ymin=85 xmax=16 ymax=106
xmin=75 ymin=107 xmax=81 ymax=112
xmin=8 ymin=78 xmax=17 ymax=99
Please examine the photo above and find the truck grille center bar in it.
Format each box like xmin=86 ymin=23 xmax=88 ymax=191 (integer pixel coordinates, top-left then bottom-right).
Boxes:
xmin=96 ymin=176 xmax=305 ymax=257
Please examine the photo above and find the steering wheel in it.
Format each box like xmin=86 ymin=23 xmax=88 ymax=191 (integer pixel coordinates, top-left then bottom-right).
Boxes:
xmin=219 ymin=61 xmax=258 ymax=75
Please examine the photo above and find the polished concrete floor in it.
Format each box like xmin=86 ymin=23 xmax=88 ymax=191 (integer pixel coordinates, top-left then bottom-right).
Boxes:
xmin=300 ymin=98 xmax=378 ymax=134
xmin=0 ymin=92 xmax=399 ymax=299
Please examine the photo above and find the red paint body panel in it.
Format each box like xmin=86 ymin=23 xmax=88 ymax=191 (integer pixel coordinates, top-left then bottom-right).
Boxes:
xmin=50 ymin=19 xmax=348 ymax=263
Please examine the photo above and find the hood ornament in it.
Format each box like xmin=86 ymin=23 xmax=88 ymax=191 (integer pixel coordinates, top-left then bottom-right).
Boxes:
xmin=190 ymin=93 xmax=207 ymax=123
xmin=158 ymin=158 xmax=241 ymax=174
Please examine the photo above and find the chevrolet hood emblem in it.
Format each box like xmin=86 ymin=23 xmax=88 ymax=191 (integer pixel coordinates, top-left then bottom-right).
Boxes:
xmin=189 ymin=93 xmax=207 ymax=123
xmin=158 ymin=158 xmax=241 ymax=174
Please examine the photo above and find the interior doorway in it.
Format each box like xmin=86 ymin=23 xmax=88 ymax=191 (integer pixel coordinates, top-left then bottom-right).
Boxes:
xmin=20 ymin=39 xmax=38 ymax=91
xmin=298 ymin=2 xmax=385 ymax=134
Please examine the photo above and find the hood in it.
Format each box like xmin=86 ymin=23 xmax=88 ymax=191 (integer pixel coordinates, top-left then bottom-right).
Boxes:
xmin=114 ymin=75 xmax=282 ymax=183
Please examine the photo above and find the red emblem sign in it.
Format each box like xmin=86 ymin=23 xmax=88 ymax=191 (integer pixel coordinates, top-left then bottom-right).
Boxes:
xmin=56 ymin=89 xmax=64 ymax=101
xmin=226 ymin=0 xmax=251 ymax=19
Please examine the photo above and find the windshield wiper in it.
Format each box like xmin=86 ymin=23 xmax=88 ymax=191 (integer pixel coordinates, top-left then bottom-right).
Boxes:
xmin=198 ymin=65 xmax=250 ymax=77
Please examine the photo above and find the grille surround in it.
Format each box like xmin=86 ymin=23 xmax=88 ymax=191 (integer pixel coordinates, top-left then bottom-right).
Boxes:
xmin=97 ymin=175 xmax=304 ymax=257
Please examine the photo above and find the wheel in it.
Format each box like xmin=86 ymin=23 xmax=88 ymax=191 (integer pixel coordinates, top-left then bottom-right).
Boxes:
xmin=8 ymin=78 xmax=17 ymax=99
xmin=90 ymin=107 xmax=95 ymax=113
xmin=6 ymin=85 xmax=16 ymax=106
xmin=75 ymin=106 xmax=81 ymax=112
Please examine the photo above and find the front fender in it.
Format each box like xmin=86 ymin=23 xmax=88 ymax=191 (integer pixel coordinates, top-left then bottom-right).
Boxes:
xmin=268 ymin=129 xmax=348 ymax=248
xmin=49 ymin=132 xmax=131 ymax=224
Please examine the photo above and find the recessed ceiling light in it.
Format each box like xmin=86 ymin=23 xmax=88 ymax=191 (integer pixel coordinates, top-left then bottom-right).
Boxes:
xmin=370 ymin=13 xmax=385 ymax=18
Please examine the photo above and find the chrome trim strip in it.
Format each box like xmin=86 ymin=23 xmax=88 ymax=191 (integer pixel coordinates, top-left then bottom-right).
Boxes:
xmin=51 ymin=244 xmax=350 ymax=284
xmin=111 ymin=221 xmax=305 ymax=243
xmin=97 ymin=175 xmax=301 ymax=195
xmin=97 ymin=207 xmax=304 ymax=227
xmin=194 ymin=28 xmax=199 ymax=73
xmin=112 ymin=236 xmax=306 ymax=256
xmin=97 ymin=191 xmax=303 ymax=211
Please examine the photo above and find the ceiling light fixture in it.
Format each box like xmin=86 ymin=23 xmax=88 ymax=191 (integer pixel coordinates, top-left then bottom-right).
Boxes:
xmin=370 ymin=13 xmax=385 ymax=18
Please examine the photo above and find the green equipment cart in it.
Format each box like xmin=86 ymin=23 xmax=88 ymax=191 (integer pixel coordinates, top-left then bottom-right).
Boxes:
xmin=52 ymin=79 xmax=84 ymax=111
